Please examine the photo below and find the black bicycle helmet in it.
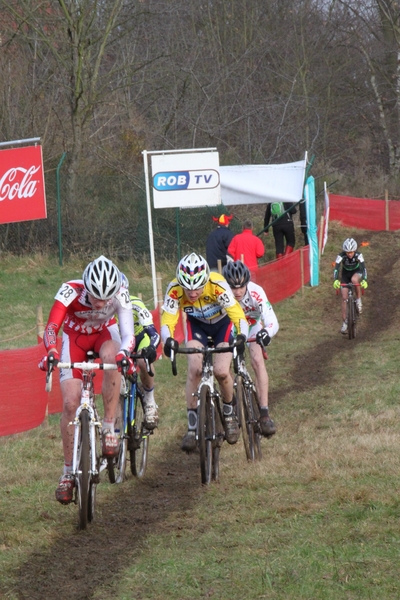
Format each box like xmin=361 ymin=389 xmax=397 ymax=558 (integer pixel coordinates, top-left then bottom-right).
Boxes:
xmin=223 ymin=260 xmax=250 ymax=288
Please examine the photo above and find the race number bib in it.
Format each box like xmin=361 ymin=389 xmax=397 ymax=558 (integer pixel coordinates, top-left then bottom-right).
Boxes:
xmin=55 ymin=284 xmax=78 ymax=307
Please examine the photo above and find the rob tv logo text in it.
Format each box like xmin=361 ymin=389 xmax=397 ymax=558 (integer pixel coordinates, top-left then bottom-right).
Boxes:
xmin=153 ymin=170 xmax=219 ymax=191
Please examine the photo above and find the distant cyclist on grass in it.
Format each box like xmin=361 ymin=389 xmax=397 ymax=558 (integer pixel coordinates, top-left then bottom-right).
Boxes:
xmin=223 ymin=260 xmax=279 ymax=437
xmin=39 ymin=256 xmax=136 ymax=504
xmin=333 ymin=238 xmax=368 ymax=334
xmin=160 ymin=252 xmax=249 ymax=452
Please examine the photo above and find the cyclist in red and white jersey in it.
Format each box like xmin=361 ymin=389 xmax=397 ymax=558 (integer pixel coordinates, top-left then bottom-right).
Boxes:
xmin=223 ymin=260 xmax=279 ymax=437
xmin=39 ymin=256 xmax=135 ymax=505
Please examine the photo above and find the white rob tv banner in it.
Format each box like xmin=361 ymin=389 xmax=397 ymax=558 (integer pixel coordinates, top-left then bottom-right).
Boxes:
xmin=151 ymin=151 xmax=221 ymax=209
xmin=220 ymin=159 xmax=307 ymax=205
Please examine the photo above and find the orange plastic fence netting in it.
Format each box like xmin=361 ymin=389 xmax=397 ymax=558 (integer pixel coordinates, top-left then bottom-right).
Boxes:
xmin=251 ymin=246 xmax=310 ymax=303
xmin=330 ymin=194 xmax=400 ymax=230
xmin=0 ymin=307 xmax=186 ymax=436
xmin=0 ymin=345 xmax=48 ymax=437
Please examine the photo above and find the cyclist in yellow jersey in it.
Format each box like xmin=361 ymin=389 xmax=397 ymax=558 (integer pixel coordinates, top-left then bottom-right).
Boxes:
xmin=121 ymin=274 xmax=160 ymax=429
xmin=161 ymin=252 xmax=249 ymax=453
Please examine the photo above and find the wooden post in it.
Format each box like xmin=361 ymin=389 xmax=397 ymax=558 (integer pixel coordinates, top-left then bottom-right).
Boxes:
xmin=240 ymin=253 xmax=244 ymax=262
xmin=217 ymin=259 xmax=222 ymax=274
xmin=385 ymin=189 xmax=389 ymax=231
xmin=36 ymin=304 xmax=44 ymax=344
xmin=318 ymin=215 xmax=324 ymax=259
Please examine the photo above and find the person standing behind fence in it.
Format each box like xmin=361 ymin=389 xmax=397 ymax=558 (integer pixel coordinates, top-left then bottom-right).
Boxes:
xmin=227 ymin=220 xmax=264 ymax=269
xmin=206 ymin=214 xmax=235 ymax=271
xmin=264 ymin=202 xmax=297 ymax=259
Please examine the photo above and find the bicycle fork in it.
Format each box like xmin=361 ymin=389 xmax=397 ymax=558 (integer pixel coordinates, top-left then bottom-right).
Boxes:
xmin=71 ymin=403 xmax=101 ymax=478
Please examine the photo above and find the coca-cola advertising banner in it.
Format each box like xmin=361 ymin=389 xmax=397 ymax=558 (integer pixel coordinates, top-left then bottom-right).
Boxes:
xmin=0 ymin=145 xmax=47 ymax=224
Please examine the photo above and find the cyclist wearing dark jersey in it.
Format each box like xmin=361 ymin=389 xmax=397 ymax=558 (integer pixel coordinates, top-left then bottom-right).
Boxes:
xmin=333 ymin=238 xmax=368 ymax=334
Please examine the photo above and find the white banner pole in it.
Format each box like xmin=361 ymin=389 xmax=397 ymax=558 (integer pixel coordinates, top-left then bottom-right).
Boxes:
xmin=142 ymin=150 xmax=158 ymax=309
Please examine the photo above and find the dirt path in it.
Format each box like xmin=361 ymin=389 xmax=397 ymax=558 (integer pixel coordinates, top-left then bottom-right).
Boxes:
xmin=12 ymin=229 xmax=400 ymax=600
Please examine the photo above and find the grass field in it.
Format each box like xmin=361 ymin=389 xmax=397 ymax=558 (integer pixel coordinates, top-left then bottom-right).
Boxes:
xmin=1 ymin=225 xmax=400 ymax=599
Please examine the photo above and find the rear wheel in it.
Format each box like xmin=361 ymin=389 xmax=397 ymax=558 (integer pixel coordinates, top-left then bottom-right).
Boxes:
xmin=198 ymin=385 xmax=213 ymax=485
xmin=77 ymin=410 xmax=90 ymax=530
xmin=130 ymin=391 xmax=149 ymax=478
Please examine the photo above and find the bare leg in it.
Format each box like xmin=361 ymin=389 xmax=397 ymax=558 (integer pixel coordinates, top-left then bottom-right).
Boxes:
xmin=100 ymin=339 xmax=121 ymax=422
xmin=341 ymin=288 xmax=349 ymax=320
xmin=249 ymin=342 xmax=269 ymax=408
xmin=185 ymin=340 xmax=203 ymax=408
xmin=60 ymin=379 xmax=82 ymax=465
xmin=214 ymin=343 xmax=234 ymax=403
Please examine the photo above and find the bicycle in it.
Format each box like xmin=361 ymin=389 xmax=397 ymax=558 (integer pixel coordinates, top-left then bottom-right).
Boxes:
xmin=46 ymin=351 xmax=117 ymax=530
xmin=340 ymin=282 xmax=362 ymax=340
xmin=233 ymin=340 xmax=263 ymax=462
xmin=107 ymin=352 xmax=155 ymax=484
xmin=169 ymin=338 xmax=238 ymax=485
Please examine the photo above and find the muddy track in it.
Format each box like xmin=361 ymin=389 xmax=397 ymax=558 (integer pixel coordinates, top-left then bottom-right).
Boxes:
xmin=14 ymin=443 xmax=202 ymax=600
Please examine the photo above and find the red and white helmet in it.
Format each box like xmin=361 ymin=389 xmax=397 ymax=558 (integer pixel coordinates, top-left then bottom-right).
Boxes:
xmin=176 ymin=253 xmax=210 ymax=290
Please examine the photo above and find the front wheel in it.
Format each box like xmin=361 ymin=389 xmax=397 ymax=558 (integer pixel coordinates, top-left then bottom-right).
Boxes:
xmin=129 ymin=390 xmax=149 ymax=478
xmin=77 ymin=409 xmax=90 ymax=530
xmin=347 ymin=296 xmax=356 ymax=340
xmin=236 ymin=376 xmax=254 ymax=461
xmin=249 ymin=388 xmax=262 ymax=461
xmin=107 ymin=396 xmax=128 ymax=484
xmin=198 ymin=385 xmax=213 ymax=485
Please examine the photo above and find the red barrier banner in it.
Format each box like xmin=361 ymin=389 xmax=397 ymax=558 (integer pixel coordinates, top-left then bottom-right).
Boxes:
xmin=329 ymin=194 xmax=386 ymax=230
xmin=0 ymin=145 xmax=47 ymax=224
xmin=0 ymin=345 xmax=48 ymax=436
xmin=250 ymin=246 xmax=310 ymax=304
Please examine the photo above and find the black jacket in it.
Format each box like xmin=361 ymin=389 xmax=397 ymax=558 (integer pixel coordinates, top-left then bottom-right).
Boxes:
xmin=206 ymin=226 xmax=235 ymax=269
xmin=264 ymin=202 xmax=297 ymax=230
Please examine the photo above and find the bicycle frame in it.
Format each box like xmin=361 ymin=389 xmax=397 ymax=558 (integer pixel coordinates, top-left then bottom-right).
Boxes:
xmin=170 ymin=339 xmax=237 ymax=484
xmin=109 ymin=353 xmax=154 ymax=483
xmin=46 ymin=355 xmax=117 ymax=528
xmin=340 ymin=282 xmax=361 ymax=340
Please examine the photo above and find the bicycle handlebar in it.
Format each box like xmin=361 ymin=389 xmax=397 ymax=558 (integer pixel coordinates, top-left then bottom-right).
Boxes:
xmin=169 ymin=341 xmax=239 ymax=377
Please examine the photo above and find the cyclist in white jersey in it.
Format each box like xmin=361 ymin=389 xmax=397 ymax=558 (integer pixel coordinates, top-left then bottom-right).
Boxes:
xmin=223 ymin=261 xmax=279 ymax=437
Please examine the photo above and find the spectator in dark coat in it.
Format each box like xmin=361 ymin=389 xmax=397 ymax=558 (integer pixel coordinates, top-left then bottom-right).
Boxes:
xmin=206 ymin=214 xmax=235 ymax=271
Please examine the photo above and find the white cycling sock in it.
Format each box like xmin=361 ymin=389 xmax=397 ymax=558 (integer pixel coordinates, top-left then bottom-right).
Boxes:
xmin=102 ymin=419 xmax=115 ymax=434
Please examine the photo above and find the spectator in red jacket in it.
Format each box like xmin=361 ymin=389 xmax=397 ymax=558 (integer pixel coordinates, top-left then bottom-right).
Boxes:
xmin=227 ymin=220 xmax=264 ymax=269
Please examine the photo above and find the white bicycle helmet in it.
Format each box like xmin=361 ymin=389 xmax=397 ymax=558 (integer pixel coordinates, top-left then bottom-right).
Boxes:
xmin=83 ymin=255 xmax=121 ymax=300
xmin=343 ymin=238 xmax=357 ymax=252
xmin=176 ymin=252 xmax=210 ymax=290
xmin=121 ymin=272 xmax=130 ymax=289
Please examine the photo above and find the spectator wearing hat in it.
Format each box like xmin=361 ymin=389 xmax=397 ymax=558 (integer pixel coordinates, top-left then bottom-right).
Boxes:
xmin=227 ymin=220 xmax=265 ymax=269
xmin=206 ymin=214 xmax=235 ymax=271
